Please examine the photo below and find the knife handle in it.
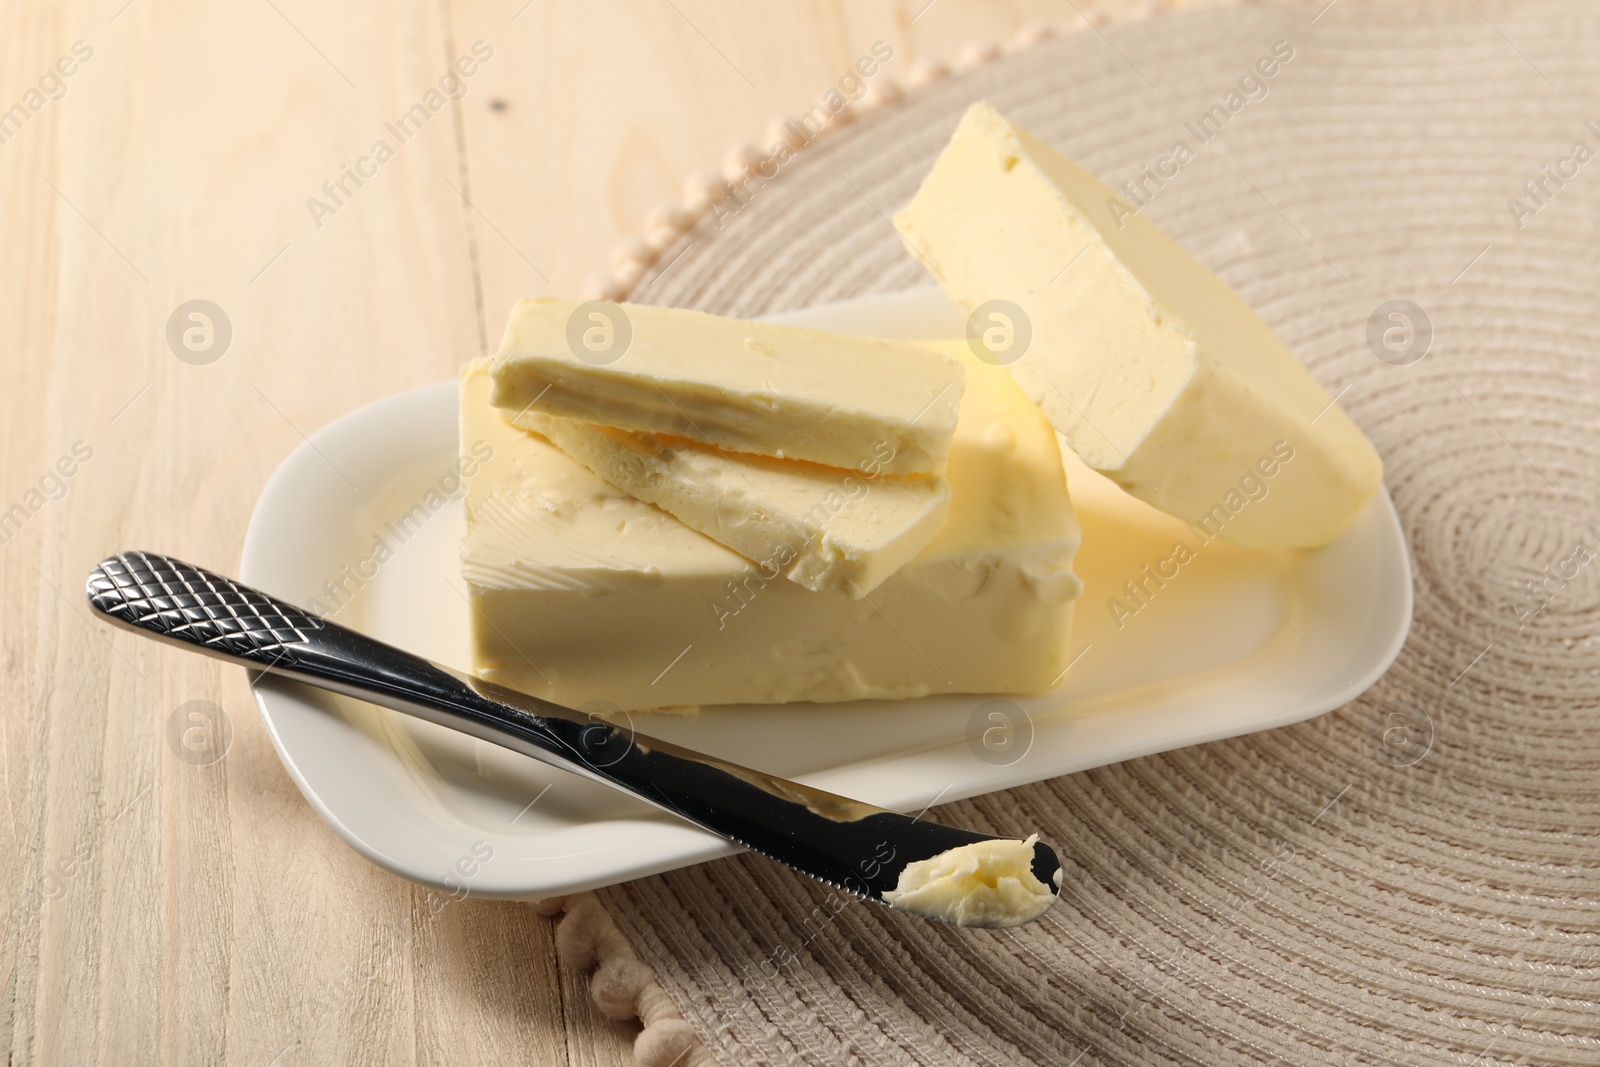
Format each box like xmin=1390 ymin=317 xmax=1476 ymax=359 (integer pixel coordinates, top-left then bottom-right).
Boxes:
xmin=84 ymin=550 xmax=626 ymax=768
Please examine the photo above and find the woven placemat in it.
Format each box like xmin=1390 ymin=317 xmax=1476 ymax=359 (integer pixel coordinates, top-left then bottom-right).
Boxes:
xmin=591 ymin=3 xmax=1600 ymax=1064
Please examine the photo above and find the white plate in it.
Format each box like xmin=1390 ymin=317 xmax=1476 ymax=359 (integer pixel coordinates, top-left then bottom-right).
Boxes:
xmin=241 ymin=287 xmax=1413 ymax=899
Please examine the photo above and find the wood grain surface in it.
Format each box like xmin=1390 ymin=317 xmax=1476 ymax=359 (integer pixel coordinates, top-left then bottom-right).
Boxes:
xmin=0 ymin=1 xmax=1191 ymax=1062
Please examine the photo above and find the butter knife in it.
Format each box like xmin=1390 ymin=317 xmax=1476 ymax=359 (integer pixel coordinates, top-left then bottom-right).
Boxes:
xmin=85 ymin=551 xmax=1060 ymax=925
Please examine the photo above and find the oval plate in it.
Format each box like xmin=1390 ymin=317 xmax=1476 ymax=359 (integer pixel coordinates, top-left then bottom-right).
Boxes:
xmin=241 ymin=286 xmax=1413 ymax=899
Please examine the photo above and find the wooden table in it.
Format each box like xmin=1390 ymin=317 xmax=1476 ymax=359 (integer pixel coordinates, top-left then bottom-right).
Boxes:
xmin=1 ymin=1 xmax=1180 ymax=1061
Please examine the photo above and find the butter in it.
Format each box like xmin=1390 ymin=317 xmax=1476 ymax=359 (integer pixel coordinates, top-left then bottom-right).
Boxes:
xmin=507 ymin=411 xmax=950 ymax=598
xmin=488 ymin=297 xmax=965 ymax=476
xmin=896 ymin=102 xmax=1384 ymax=549
xmin=882 ymin=833 xmax=1056 ymax=927
xmin=459 ymin=346 xmax=1081 ymax=712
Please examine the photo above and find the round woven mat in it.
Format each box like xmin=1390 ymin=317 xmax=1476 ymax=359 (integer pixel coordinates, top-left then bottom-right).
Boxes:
xmin=600 ymin=3 xmax=1600 ymax=1064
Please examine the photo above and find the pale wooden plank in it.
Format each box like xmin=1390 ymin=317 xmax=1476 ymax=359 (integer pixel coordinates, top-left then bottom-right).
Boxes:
xmin=4 ymin=0 xmax=492 ymax=1058
xmin=448 ymin=0 xmax=1072 ymax=334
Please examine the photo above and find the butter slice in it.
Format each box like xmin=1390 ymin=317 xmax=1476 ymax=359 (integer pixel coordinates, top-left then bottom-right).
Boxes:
xmin=896 ymin=102 xmax=1383 ymax=549
xmin=507 ymin=411 xmax=949 ymax=598
xmin=488 ymin=297 xmax=964 ymax=476
xmin=882 ymin=834 xmax=1056 ymax=928
xmin=460 ymin=346 xmax=1080 ymax=712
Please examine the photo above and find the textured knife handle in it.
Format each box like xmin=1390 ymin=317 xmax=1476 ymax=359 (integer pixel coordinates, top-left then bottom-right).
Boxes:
xmin=84 ymin=549 xmax=600 ymax=762
xmin=87 ymin=550 xmax=325 ymax=671
xmin=83 ymin=549 xmax=475 ymax=715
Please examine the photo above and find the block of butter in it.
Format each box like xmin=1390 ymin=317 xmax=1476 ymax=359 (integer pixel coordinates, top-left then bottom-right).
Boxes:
xmin=506 ymin=411 xmax=949 ymax=598
xmin=896 ymin=102 xmax=1383 ymax=549
xmin=488 ymin=297 xmax=964 ymax=476
xmin=459 ymin=345 xmax=1081 ymax=712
